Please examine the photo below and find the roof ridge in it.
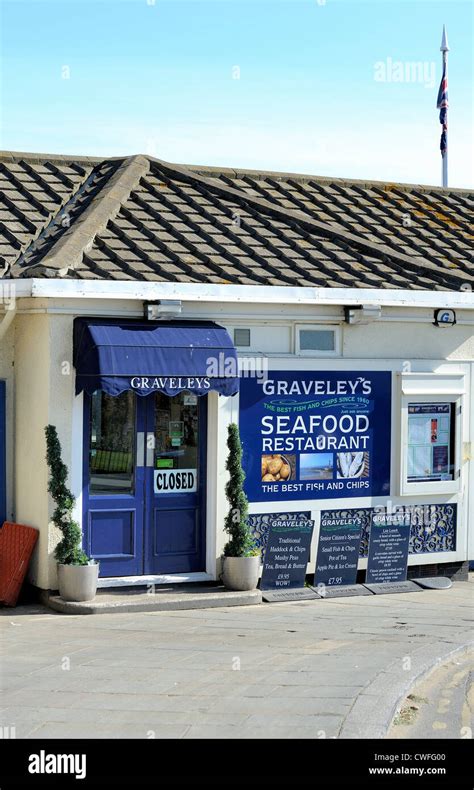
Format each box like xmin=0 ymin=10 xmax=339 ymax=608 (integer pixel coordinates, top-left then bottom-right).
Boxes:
xmin=0 ymin=150 xmax=118 ymax=166
xmin=1 ymin=150 xmax=472 ymax=195
xmin=20 ymin=155 xmax=149 ymax=277
xmin=182 ymin=162 xmax=474 ymax=195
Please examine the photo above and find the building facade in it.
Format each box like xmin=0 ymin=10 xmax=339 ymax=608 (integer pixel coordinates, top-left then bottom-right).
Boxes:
xmin=0 ymin=151 xmax=472 ymax=591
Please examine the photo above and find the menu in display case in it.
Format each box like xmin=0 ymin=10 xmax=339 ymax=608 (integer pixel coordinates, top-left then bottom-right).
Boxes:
xmin=407 ymin=403 xmax=453 ymax=482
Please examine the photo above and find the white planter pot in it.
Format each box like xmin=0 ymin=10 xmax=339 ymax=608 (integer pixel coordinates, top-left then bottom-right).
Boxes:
xmin=57 ymin=563 xmax=99 ymax=602
xmin=222 ymin=555 xmax=260 ymax=591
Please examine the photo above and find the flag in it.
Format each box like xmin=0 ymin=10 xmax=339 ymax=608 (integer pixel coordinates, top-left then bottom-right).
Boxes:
xmin=436 ymin=62 xmax=448 ymax=156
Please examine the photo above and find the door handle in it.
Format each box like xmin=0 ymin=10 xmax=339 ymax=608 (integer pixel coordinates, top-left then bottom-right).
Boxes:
xmin=136 ymin=432 xmax=145 ymax=468
xmin=146 ymin=432 xmax=155 ymax=467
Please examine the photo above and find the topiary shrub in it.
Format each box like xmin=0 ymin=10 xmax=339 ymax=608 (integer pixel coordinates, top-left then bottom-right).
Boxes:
xmin=223 ymin=423 xmax=259 ymax=558
xmin=45 ymin=424 xmax=89 ymax=566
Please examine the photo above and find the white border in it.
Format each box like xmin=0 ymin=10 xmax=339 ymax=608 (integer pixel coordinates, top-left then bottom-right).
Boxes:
xmin=398 ymin=372 xmax=466 ymax=497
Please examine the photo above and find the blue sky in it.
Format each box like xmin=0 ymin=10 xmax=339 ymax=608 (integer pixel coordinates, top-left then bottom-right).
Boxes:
xmin=1 ymin=0 xmax=473 ymax=187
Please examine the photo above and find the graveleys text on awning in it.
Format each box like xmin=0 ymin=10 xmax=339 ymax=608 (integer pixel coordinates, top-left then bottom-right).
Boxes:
xmin=73 ymin=318 xmax=239 ymax=397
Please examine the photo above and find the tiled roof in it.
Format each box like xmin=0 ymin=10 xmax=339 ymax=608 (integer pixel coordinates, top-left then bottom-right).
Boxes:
xmin=0 ymin=151 xmax=472 ymax=291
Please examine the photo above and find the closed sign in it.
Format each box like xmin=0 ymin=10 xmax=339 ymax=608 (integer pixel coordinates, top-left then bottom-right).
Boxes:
xmin=154 ymin=469 xmax=197 ymax=494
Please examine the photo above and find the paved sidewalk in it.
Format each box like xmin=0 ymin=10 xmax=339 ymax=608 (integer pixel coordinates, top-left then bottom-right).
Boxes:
xmin=1 ymin=580 xmax=472 ymax=739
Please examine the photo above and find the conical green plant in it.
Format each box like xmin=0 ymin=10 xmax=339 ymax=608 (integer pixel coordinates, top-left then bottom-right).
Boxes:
xmin=45 ymin=425 xmax=89 ymax=566
xmin=223 ymin=423 xmax=259 ymax=557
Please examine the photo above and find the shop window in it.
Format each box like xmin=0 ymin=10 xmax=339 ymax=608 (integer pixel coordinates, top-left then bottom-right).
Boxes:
xmin=152 ymin=391 xmax=199 ymax=473
xmin=399 ymin=373 xmax=464 ymax=496
xmin=295 ymin=325 xmax=340 ymax=356
xmin=234 ymin=328 xmax=251 ymax=347
xmin=407 ymin=403 xmax=455 ymax=483
xmin=89 ymin=391 xmax=135 ymax=495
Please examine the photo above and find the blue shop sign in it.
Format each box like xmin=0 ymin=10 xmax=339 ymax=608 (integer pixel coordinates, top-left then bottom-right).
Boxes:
xmin=239 ymin=371 xmax=391 ymax=502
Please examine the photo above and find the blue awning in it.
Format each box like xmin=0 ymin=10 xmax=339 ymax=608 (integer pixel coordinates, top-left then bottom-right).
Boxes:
xmin=73 ymin=318 xmax=239 ymax=397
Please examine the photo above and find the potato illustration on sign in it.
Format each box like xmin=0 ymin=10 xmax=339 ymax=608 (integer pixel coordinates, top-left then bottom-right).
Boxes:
xmin=261 ymin=454 xmax=294 ymax=483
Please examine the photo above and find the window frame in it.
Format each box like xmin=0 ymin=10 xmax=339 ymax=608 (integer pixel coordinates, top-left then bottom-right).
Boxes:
xmin=294 ymin=324 xmax=341 ymax=357
xmin=233 ymin=327 xmax=251 ymax=348
xmin=398 ymin=374 xmax=464 ymax=496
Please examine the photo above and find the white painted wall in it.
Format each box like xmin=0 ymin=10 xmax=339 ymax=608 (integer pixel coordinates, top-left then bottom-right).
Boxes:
xmin=11 ymin=312 xmax=78 ymax=589
xmin=14 ymin=314 xmax=51 ymax=588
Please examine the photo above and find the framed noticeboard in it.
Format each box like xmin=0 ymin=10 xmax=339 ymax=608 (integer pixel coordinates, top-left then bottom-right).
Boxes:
xmin=399 ymin=384 xmax=462 ymax=496
xmin=407 ymin=403 xmax=454 ymax=482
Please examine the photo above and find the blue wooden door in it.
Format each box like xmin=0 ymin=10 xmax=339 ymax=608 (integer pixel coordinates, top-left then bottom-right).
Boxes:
xmin=84 ymin=391 xmax=206 ymax=577
xmin=143 ymin=392 xmax=206 ymax=574
xmin=0 ymin=381 xmax=6 ymax=525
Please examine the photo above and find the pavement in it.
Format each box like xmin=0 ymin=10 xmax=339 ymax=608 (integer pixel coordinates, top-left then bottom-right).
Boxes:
xmin=1 ymin=579 xmax=472 ymax=739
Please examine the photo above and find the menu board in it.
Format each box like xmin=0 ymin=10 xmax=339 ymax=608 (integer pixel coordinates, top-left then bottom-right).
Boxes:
xmin=407 ymin=403 xmax=452 ymax=481
xmin=314 ymin=511 xmax=363 ymax=587
xmin=260 ymin=514 xmax=315 ymax=591
xmin=366 ymin=511 xmax=411 ymax=584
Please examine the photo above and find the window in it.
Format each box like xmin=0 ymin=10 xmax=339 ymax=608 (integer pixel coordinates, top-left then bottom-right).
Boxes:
xmin=234 ymin=328 xmax=251 ymax=347
xmin=407 ymin=402 xmax=455 ymax=483
xmin=153 ymin=391 xmax=199 ymax=472
xmin=89 ymin=391 xmax=135 ymax=495
xmin=399 ymin=373 xmax=464 ymax=496
xmin=295 ymin=325 xmax=340 ymax=356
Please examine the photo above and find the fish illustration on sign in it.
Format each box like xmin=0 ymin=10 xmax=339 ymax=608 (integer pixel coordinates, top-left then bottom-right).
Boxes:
xmin=337 ymin=452 xmax=367 ymax=479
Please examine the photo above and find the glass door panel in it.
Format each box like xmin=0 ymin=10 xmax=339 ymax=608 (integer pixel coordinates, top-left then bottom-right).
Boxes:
xmin=89 ymin=391 xmax=135 ymax=495
xmin=153 ymin=391 xmax=199 ymax=475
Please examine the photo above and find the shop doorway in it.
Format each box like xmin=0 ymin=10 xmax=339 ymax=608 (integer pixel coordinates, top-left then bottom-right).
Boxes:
xmin=83 ymin=391 xmax=206 ymax=577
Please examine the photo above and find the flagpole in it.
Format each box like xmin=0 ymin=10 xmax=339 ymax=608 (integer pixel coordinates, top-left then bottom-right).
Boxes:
xmin=440 ymin=25 xmax=449 ymax=187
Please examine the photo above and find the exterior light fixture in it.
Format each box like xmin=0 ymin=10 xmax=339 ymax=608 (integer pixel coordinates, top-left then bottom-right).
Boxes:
xmin=344 ymin=305 xmax=382 ymax=325
xmin=433 ymin=308 xmax=456 ymax=327
xmin=145 ymin=300 xmax=182 ymax=320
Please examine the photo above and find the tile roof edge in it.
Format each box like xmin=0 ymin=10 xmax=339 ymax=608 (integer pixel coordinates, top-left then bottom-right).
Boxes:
xmin=0 ymin=149 xmax=117 ymax=166
xmin=1 ymin=149 xmax=471 ymax=195
xmin=20 ymin=155 xmax=149 ymax=278
xmin=147 ymin=156 xmax=464 ymax=286
xmin=174 ymin=162 xmax=474 ymax=195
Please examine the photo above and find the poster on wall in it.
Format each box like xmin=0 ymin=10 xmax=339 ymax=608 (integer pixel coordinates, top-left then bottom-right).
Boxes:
xmin=239 ymin=371 xmax=392 ymax=503
xmin=407 ymin=403 xmax=453 ymax=482
xmin=314 ymin=511 xmax=363 ymax=587
xmin=366 ymin=510 xmax=411 ymax=584
xmin=260 ymin=514 xmax=315 ymax=591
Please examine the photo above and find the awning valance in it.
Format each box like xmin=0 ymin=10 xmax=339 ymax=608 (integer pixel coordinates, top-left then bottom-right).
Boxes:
xmin=73 ymin=318 xmax=239 ymax=397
